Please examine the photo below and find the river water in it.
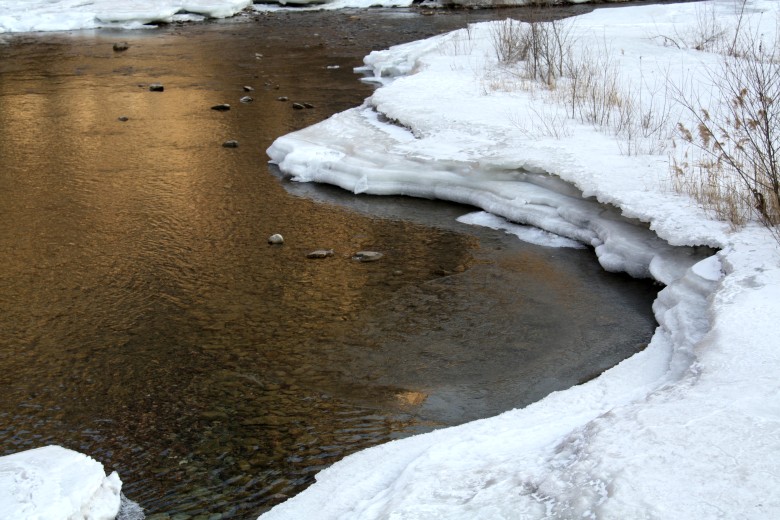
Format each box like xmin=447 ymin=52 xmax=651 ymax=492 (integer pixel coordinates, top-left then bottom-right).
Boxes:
xmin=0 ymin=8 xmax=658 ymax=519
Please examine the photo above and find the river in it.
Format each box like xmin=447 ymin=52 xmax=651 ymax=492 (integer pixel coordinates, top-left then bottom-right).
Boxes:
xmin=0 ymin=8 xmax=658 ymax=519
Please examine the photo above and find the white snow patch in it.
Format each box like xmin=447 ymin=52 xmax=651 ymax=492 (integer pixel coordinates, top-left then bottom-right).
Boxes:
xmin=0 ymin=445 xmax=122 ymax=520
xmin=0 ymin=0 xmax=253 ymax=33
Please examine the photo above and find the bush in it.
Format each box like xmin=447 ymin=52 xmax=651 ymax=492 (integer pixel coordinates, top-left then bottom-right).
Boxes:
xmin=489 ymin=18 xmax=575 ymax=86
xmin=673 ymin=27 xmax=780 ymax=242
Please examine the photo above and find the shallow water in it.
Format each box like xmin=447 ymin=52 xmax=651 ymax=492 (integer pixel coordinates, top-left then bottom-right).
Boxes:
xmin=0 ymin=9 xmax=658 ymax=519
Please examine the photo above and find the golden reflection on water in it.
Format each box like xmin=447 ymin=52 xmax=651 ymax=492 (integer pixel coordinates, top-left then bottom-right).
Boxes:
xmin=0 ymin=25 xmax=483 ymax=517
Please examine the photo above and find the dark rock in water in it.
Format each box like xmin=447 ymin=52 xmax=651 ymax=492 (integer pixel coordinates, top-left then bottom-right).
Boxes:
xmin=267 ymin=234 xmax=284 ymax=245
xmin=303 ymin=102 xmax=315 ymax=109
xmin=292 ymin=102 xmax=305 ymax=110
xmin=277 ymin=96 xmax=289 ymax=102
xmin=240 ymin=96 xmax=253 ymax=103
xmin=222 ymin=140 xmax=239 ymax=148
xmin=149 ymin=83 xmax=164 ymax=92
xmin=353 ymin=251 xmax=383 ymax=262
xmin=306 ymin=249 xmax=335 ymax=259
xmin=117 ymin=116 xmax=129 ymax=122
xmin=243 ymin=86 xmax=254 ymax=92
xmin=113 ymin=42 xmax=129 ymax=52
xmin=211 ymin=104 xmax=231 ymax=111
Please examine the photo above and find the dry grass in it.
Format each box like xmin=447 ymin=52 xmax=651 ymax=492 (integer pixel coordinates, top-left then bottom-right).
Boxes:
xmin=485 ymin=5 xmax=779 ymax=241
xmin=672 ymin=23 xmax=780 ymax=243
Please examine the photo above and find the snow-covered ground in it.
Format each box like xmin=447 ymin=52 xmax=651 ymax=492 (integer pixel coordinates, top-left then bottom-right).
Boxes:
xmin=0 ymin=446 xmax=122 ymax=519
xmin=262 ymin=1 xmax=780 ymax=518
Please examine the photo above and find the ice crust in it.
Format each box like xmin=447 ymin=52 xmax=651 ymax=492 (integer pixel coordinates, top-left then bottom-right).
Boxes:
xmin=269 ymin=103 xmax=707 ymax=283
xmin=0 ymin=445 xmax=122 ymax=520
xmin=263 ymin=1 xmax=780 ymax=519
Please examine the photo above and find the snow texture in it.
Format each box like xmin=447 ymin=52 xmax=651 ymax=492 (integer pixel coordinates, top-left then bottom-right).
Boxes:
xmin=0 ymin=445 xmax=122 ymax=520
xmin=263 ymin=1 xmax=780 ymax=519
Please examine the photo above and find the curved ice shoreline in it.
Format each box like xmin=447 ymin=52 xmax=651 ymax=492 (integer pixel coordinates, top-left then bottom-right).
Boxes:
xmin=263 ymin=95 xmax=720 ymax=520
xmin=262 ymin=2 xmax=780 ymax=518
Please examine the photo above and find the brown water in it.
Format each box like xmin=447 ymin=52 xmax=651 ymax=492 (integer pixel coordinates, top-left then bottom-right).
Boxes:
xmin=0 ymin=8 xmax=658 ymax=519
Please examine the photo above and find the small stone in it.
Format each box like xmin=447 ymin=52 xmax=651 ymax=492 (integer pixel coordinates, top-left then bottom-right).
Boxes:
xmin=302 ymin=102 xmax=315 ymax=109
xmin=306 ymin=249 xmax=335 ymax=259
xmin=149 ymin=83 xmax=164 ymax=92
xmin=291 ymin=102 xmax=305 ymax=110
xmin=211 ymin=104 xmax=231 ymax=111
xmin=243 ymin=85 xmax=254 ymax=92
xmin=277 ymin=96 xmax=288 ymax=102
xmin=222 ymin=140 xmax=239 ymax=148
xmin=113 ymin=42 xmax=129 ymax=52
xmin=268 ymin=234 xmax=284 ymax=245
xmin=353 ymin=251 xmax=383 ymax=262
xmin=240 ymin=96 xmax=253 ymax=103
xmin=117 ymin=116 xmax=129 ymax=122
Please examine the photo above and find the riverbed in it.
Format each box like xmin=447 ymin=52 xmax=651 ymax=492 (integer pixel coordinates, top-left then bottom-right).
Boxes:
xmin=0 ymin=8 xmax=658 ymax=519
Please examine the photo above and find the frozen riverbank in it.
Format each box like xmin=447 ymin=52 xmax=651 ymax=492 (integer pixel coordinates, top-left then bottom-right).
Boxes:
xmin=0 ymin=0 xmax=651 ymax=34
xmin=264 ymin=1 xmax=780 ymax=518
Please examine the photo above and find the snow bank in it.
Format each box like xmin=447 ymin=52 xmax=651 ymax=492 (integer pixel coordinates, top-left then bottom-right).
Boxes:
xmin=0 ymin=0 xmax=253 ymax=33
xmin=263 ymin=1 xmax=780 ymax=518
xmin=0 ymin=445 xmax=122 ymax=520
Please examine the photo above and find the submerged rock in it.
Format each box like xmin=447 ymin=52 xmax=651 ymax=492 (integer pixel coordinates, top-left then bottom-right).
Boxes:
xmin=112 ymin=42 xmax=129 ymax=52
xmin=222 ymin=140 xmax=239 ymax=148
xmin=148 ymin=83 xmax=164 ymax=92
xmin=211 ymin=103 xmax=231 ymax=111
xmin=268 ymin=234 xmax=284 ymax=245
xmin=306 ymin=249 xmax=335 ymax=259
xmin=117 ymin=116 xmax=129 ymax=122
xmin=352 ymin=251 xmax=383 ymax=262
xmin=243 ymin=85 xmax=254 ymax=92
xmin=240 ymin=96 xmax=253 ymax=103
